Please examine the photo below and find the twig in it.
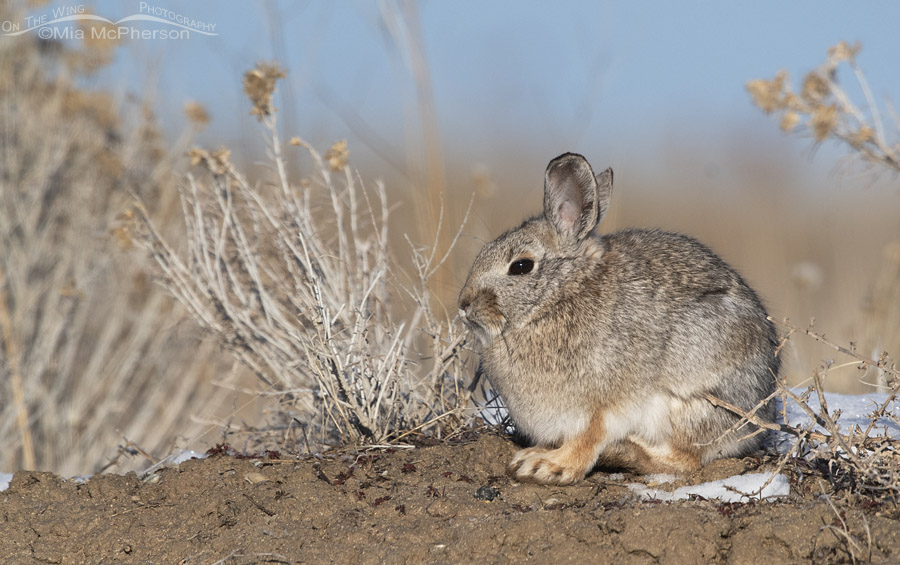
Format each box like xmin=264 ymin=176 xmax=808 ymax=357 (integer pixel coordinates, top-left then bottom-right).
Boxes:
xmin=0 ymin=270 xmax=35 ymax=470
xmin=771 ymin=317 xmax=900 ymax=380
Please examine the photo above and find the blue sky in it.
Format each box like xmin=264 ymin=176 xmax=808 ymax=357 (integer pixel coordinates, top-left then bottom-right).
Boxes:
xmin=9 ymin=1 xmax=899 ymax=376
xmin=18 ymin=1 xmax=900 ymax=179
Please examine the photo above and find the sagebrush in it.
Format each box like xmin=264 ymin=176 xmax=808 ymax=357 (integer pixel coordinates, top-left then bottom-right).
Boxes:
xmin=131 ymin=64 xmax=477 ymax=452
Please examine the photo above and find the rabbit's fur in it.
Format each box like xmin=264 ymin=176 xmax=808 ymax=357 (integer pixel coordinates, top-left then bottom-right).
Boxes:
xmin=458 ymin=153 xmax=778 ymax=485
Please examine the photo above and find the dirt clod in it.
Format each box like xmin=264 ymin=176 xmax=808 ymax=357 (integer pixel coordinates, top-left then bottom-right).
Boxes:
xmin=474 ymin=485 xmax=501 ymax=501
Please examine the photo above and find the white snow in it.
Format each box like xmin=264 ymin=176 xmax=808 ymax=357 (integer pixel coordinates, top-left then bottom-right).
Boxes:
xmin=0 ymin=473 xmax=12 ymax=492
xmin=170 ymin=450 xmax=207 ymax=465
xmin=628 ymin=472 xmax=791 ymax=503
xmin=778 ymin=391 xmax=899 ymax=440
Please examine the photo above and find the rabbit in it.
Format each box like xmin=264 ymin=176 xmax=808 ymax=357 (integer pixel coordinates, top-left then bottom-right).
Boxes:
xmin=458 ymin=153 xmax=779 ymax=485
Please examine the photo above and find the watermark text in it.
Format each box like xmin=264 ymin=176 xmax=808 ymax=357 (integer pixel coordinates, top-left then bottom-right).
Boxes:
xmin=2 ymin=3 xmax=218 ymax=39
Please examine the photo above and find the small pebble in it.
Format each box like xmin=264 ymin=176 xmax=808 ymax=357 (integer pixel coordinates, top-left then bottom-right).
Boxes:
xmin=474 ymin=485 xmax=500 ymax=501
xmin=244 ymin=472 xmax=269 ymax=484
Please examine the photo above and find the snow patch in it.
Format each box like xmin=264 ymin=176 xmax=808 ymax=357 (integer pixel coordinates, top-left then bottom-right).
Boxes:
xmin=771 ymin=391 xmax=899 ymax=455
xmin=780 ymin=391 xmax=899 ymax=437
xmin=170 ymin=450 xmax=207 ymax=465
xmin=628 ymin=472 xmax=790 ymax=503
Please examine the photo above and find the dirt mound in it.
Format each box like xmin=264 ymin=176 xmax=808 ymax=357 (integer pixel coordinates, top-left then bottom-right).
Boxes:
xmin=1 ymin=432 xmax=895 ymax=563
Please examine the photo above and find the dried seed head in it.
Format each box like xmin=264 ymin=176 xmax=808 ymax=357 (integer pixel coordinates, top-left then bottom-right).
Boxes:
xmin=827 ymin=41 xmax=860 ymax=64
xmin=801 ymin=71 xmax=829 ymax=104
xmin=782 ymin=92 xmax=800 ymax=110
xmin=780 ymin=111 xmax=800 ymax=133
xmin=188 ymin=148 xmax=207 ymax=168
xmin=810 ymin=104 xmax=837 ymax=142
xmin=209 ymin=147 xmax=232 ymax=174
xmin=325 ymin=140 xmax=349 ymax=171
xmin=848 ymin=125 xmax=874 ymax=148
xmin=243 ymin=62 xmax=286 ymax=121
xmin=184 ymin=101 xmax=210 ymax=127
xmin=188 ymin=147 xmax=232 ymax=175
xmin=746 ymin=70 xmax=788 ymax=113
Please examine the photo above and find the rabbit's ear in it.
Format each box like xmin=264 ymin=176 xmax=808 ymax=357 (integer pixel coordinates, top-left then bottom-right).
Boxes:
xmin=594 ymin=167 xmax=613 ymax=224
xmin=544 ymin=153 xmax=611 ymax=241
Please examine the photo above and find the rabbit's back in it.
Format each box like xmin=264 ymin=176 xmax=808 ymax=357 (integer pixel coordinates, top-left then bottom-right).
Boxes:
xmin=598 ymin=228 xmax=777 ymax=412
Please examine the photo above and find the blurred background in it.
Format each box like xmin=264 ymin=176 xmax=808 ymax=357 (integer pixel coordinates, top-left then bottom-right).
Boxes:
xmin=2 ymin=0 xmax=898 ymax=475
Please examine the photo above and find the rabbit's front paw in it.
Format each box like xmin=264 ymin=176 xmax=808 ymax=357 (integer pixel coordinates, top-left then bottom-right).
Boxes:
xmin=507 ymin=447 xmax=587 ymax=485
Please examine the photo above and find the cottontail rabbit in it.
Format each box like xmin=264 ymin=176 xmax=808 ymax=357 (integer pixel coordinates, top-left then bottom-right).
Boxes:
xmin=458 ymin=153 xmax=778 ymax=484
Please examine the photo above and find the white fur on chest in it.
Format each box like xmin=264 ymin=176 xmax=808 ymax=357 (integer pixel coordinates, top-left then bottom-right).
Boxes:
xmin=486 ymin=362 xmax=591 ymax=445
xmin=512 ymin=401 xmax=590 ymax=446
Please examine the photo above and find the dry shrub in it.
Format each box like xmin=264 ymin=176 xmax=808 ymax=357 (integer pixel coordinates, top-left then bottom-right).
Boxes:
xmin=0 ymin=4 xmax=235 ymax=475
xmin=708 ymin=317 xmax=898 ymax=521
xmin=744 ymin=42 xmax=900 ymax=512
xmin=131 ymin=64 xmax=476 ymax=450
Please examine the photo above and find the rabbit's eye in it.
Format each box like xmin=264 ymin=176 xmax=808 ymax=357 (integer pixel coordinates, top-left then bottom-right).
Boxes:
xmin=508 ymin=258 xmax=534 ymax=276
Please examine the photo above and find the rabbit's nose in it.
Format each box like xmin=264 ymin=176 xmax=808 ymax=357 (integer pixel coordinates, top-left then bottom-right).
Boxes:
xmin=458 ymin=294 xmax=472 ymax=319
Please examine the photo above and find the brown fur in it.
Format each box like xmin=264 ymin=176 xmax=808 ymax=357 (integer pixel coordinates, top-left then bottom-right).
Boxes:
xmin=460 ymin=153 xmax=778 ymax=485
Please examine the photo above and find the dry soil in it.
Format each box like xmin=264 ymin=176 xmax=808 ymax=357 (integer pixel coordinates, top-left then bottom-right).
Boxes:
xmin=1 ymin=431 xmax=897 ymax=564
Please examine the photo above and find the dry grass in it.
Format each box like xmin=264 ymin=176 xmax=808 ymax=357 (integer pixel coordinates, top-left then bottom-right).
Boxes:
xmin=0 ymin=5 xmax=238 ymax=476
xmin=129 ymin=64 xmax=477 ymax=452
